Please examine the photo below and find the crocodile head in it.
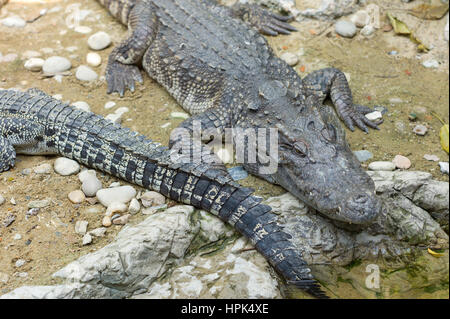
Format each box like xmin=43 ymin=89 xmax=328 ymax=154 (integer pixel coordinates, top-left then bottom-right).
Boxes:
xmin=240 ymin=80 xmax=382 ymax=224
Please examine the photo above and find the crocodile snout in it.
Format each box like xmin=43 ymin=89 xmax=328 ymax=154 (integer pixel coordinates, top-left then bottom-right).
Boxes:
xmin=344 ymin=192 xmax=382 ymax=224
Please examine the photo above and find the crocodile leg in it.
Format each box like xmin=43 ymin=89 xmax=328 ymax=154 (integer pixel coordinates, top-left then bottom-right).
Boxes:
xmin=169 ymin=108 xmax=231 ymax=174
xmin=0 ymin=135 xmax=16 ymax=173
xmin=303 ymin=68 xmax=381 ymax=133
xmin=205 ymin=0 xmax=296 ymax=36
xmin=106 ymin=0 xmax=158 ymax=96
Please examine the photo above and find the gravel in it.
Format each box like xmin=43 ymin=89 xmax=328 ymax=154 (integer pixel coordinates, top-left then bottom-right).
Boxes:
xmin=54 ymin=157 xmax=80 ymax=176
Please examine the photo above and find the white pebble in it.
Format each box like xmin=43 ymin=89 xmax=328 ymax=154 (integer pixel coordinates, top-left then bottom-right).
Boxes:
xmin=89 ymin=227 xmax=107 ymax=237
xmin=68 ymin=190 xmax=85 ymax=204
xmin=439 ymin=162 xmax=449 ymax=175
xmin=140 ymin=191 xmax=166 ymax=208
xmin=87 ymin=31 xmax=111 ymax=50
xmin=24 ymin=58 xmax=45 ymax=72
xmin=368 ymin=161 xmax=396 ymax=171
xmin=128 ymin=198 xmax=141 ymax=215
xmin=72 ymin=101 xmax=91 ymax=112
xmin=76 ymin=65 xmax=98 ymax=82
xmin=13 ymin=234 xmax=22 ymax=240
xmin=104 ymin=101 xmax=116 ymax=109
xmin=105 ymin=112 xmax=123 ymax=123
xmin=335 ymin=20 xmax=357 ymax=38
xmin=351 ymin=10 xmax=370 ymax=28
xmin=86 ymin=52 xmax=102 ymax=67
xmin=112 ymin=214 xmax=131 ymax=225
xmin=280 ymin=52 xmax=299 ymax=66
xmin=33 ymin=163 xmax=52 ymax=174
xmin=365 ymin=111 xmax=382 ymax=121
xmin=52 ymin=94 xmax=63 ymax=100
xmin=423 ymin=154 xmax=439 ymax=162
xmin=42 ymin=56 xmax=71 ymax=75
xmin=54 ymin=157 xmax=80 ymax=176
xmin=0 ymin=194 xmax=5 ymax=206
xmin=82 ymin=233 xmax=92 ymax=245
xmin=1 ymin=16 xmax=26 ymax=28
xmin=78 ymin=169 xmax=97 ymax=183
xmin=15 ymin=259 xmax=26 ymax=268
xmin=171 ymin=112 xmax=190 ymax=120
xmin=75 ymin=220 xmax=89 ymax=235
xmin=96 ymin=186 xmax=137 ymax=207
xmin=422 ymin=60 xmax=439 ymax=68
xmin=82 ymin=175 xmax=103 ymax=197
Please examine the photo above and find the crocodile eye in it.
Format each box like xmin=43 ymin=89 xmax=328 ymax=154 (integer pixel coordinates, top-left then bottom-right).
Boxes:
xmin=293 ymin=141 xmax=308 ymax=157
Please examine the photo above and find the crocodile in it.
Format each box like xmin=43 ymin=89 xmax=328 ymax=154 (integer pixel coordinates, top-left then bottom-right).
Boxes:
xmin=99 ymin=0 xmax=383 ymax=225
xmin=0 ymin=88 xmax=328 ymax=298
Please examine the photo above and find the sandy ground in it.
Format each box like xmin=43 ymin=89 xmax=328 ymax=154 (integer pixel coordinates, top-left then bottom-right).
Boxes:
xmin=0 ymin=0 xmax=448 ymax=297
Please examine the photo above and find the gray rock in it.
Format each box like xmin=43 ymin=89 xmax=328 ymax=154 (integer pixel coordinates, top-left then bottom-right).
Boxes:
xmin=353 ymin=150 xmax=373 ymax=162
xmin=335 ymin=20 xmax=357 ymax=38
xmin=75 ymin=65 xmax=98 ymax=82
xmin=42 ymin=56 xmax=71 ymax=75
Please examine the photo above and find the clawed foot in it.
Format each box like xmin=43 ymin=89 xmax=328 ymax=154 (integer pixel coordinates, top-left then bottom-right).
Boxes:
xmin=341 ymin=104 xmax=383 ymax=133
xmin=240 ymin=4 xmax=297 ymax=36
xmin=106 ymin=61 xmax=143 ymax=97
xmin=0 ymin=138 xmax=16 ymax=173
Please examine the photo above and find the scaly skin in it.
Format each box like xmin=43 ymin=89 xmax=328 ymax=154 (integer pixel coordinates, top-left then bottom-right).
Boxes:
xmin=0 ymin=88 xmax=328 ymax=298
xmin=98 ymin=0 xmax=383 ymax=225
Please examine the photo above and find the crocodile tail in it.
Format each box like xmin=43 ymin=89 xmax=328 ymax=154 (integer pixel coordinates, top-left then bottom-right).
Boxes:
xmin=217 ymin=187 xmax=329 ymax=299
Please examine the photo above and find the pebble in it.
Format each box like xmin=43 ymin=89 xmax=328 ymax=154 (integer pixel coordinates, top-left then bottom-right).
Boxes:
xmin=24 ymin=58 xmax=45 ymax=72
xmin=87 ymin=31 xmax=111 ymax=50
xmin=74 ymin=26 xmax=92 ymax=34
xmin=387 ymin=50 xmax=398 ymax=56
xmin=105 ymin=112 xmax=123 ymax=123
xmin=68 ymin=190 xmax=85 ymax=204
xmin=228 ymin=166 xmax=249 ymax=181
xmin=351 ymin=10 xmax=370 ymax=28
xmin=171 ymin=112 xmax=190 ymax=120
xmin=109 ymin=182 xmax=121 ymax=188
xmin=368 ymin=161 xmax=396 ymax=171
xmin=392 ymin=155 xmax=411 ymax=169
xmin=365 ymin=111 xmax=382 ymax=121
xmin=413 ymin=124 xmax=428 ymax=136
xmin=0 ymin=53 xmax=18 ymax=63
xmin=32 ymin=163 xmax=51 ymax=175
xmin=75 ymin=65 xmax=98 ymax=81
xmin=53 ymin=94 xmax=63 ymax=100
xmin=106 ymin=202 xmax=128 ymax=216
xmin=78 ymin=169 xmax=97 ymax=183
xmin=112 ymin=214 xmax=131 ymax=225
xmin=89 ymin=227 xmax=107 ymax=237
xmin=15 ymin=259 xmax=26 ymax=268
xmin=96 ymin=185 xmax=137 ymax=207
xmin=102 ymin=216 xmax=112 ymax=227
xmin=1 ymin=16 xmax=26 ymax=28
xmin=374 ymin=105 xmax=388 ymax=115
xmin=54 ymin=157 xmax=80 ymax=175
xmin=335 ymin=20 xmax=357 ymax=38
xmin=424 ymin=154 xmax=440 ymax=162
xmin=353 ymin=150 xmax=373 ymax=162
xmin=280 ymin=52 xmax=299 ymax=66
xmin=13 ymin=234 xmax=22 ymax=240
xmin=422 ymin=60 xmax=439 ymax=68
xmin=140 ymin=191 xmax=166 ymax=208
xmin=0 ymin=194 xmax=4 ymax=206
xmin=72 ymin=101 xmax=91 ymax=112
xmin=75 ymin=220 xmax=89 ymax=235
xmin=128 ymin=198 xmax=141 ymax=215
xmin=42 ymin=56 xmax=71 ymax=74
xmin=81 ymin=175 xmax=102 ymax=197
xmin=439 ymin=162 xmax=449 ymax=175
xmin=360 ymin=25 xmax=375 ymax=37
xmin=82 ymin=233 xmax=92 ymax=245
xmin=86 ymin=52 xmax=101 ymax=67
xmin=104 ymin=101 xmax=116 ymax=109
xmin=28 ymin=199 xmax=50 ymax=209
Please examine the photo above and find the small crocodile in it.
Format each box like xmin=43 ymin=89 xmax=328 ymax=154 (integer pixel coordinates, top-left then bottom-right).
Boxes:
xmin=99 ymin=0 xmax=383 ymax=225
xmin=0 ymin=88 xmax=328 ymax=298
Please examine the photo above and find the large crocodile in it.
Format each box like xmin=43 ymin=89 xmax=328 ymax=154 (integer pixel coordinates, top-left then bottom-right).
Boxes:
xmin=0 ymin=88 xmax=328 ymax=298
xmin=100 ymin=0 xmax=383 ymax=224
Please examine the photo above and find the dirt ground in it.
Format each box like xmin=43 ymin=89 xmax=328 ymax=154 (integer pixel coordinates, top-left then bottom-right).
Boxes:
xmin=0 ymin=0 xmax=448 ymax=298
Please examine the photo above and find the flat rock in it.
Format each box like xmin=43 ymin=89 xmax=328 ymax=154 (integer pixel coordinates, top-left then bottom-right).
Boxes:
xmin=96 ymin=186 xmax=137 ymax=207
xmin=1 ymin=16 xmax=26 ymax=28
xmin=75 ymin=65 xmax=98 ymax=82
xmin=24 ymin=58 xmax=45 ymax=72
xmin=335 ymin=20 xmax=357 ymax=38
xmin=353 ymin=150 xmax=373 ymax=162
xmin=368 ymin=161 xmax=396 ymax=171
xmin=424 ymin=154 xmax=440 ymax=162
xmin=33 ymin=163 xmax=52 ymax=174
